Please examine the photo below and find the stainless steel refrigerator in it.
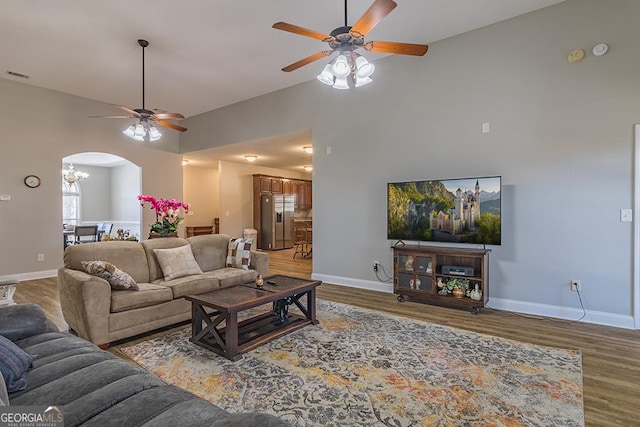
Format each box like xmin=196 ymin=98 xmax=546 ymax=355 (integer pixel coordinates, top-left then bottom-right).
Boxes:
xmin=261 ymin=194 xmax=295 ymax=250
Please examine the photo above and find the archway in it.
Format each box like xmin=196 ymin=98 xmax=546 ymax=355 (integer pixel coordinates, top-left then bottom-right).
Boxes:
xmin=62 ymin=152 xmax=142 ymax=242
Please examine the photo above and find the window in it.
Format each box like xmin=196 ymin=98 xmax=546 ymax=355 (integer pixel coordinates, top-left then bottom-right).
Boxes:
xmin=62 ymin=181 xmax=80 ymax=225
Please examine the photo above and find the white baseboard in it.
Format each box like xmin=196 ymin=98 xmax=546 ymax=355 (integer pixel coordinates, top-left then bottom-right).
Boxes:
xmin=487 ymin=297 xmax=635 ymax=329
xmin=312 ymin=273 xmax=394 ymax=294
xmin=312 ymin=274 xmax=636 ymax=330
xmin=0 ymin=270 xmax=57 ymax=282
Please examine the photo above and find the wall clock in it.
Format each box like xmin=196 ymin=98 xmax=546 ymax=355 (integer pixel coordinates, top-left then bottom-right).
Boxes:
xmin=24 ymin=175 xmax=41 ymax=188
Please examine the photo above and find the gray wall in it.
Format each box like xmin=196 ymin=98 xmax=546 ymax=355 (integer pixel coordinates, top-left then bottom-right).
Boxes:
xmin=0 ymin=79 xmax=184 ymax=277
xmin=181 ymin=0 xmax=640 ymax=327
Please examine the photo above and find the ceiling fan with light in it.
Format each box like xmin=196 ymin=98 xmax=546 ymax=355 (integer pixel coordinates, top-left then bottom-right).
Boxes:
xmin=273 ymin=0 xmax=429 ymax=89
xmin=90 ymin=39 xmax=187 ymax=141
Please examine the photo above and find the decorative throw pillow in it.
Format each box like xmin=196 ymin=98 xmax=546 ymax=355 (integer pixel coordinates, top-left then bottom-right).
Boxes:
xmin=153 ymin=245 xmax=203 ymax=281
xmin=226 ymin=238 xmax=251 ymax=270
xmin=81 ymin=261 xmax=139 ymax=291
xmin=0 ymin=334 xmax=34 ymax=393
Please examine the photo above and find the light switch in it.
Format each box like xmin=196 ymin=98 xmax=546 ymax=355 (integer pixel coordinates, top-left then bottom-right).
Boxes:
xmin=620 ymin=209 xmax=632 ymax=222
xmin=0 ymin=195 xmax=10 ymax=201
xmin=482 ymin=122 xmax=490 ymax=134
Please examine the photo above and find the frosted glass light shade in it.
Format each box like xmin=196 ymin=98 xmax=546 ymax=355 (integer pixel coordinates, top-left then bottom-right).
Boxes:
xmin=317 ymin=64 xmax=334 ymax=86
xmin=332 ymin=55 xmax=350 ymax=78
xmin=332 ymin=76 xmax=349 ymax=89
xmin=355 ymin=75 xmax=373 ymax=87
xmin=134 ymin=124 xmax=145 ymax=137
xmin=123 ymin=125 xmax=136 ymax=137
xmin=149 ymin=126 xmax=162 ymax=141
xmin=355 ymin=56 xmax=375 ymax=78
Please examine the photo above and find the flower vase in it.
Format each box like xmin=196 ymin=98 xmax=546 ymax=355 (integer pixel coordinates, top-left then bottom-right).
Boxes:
xmin=148 ymin=231 xmax=178 ymax=239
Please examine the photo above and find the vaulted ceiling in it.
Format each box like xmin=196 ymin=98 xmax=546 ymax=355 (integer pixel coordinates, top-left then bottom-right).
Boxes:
xmin=2 ymin=0 xmax=564 ymax=118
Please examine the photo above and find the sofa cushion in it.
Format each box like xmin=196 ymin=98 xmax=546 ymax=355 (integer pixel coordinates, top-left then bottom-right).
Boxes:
xmin=202 ymin=267 xmax=257 ymax=288
xmin=152 ymin=276 xmax=219 ymax=299
xmin=226 ymin=238 xmax=252 ymax=270
xmin=187 ymin=234 xmax=231 ymax=272
xmin=110 ymin=283 xmax=173 ymax=313
xmin=0 ymin=334 xmax=34 ymax=392
xmin=153 ymin=245 xmax=203 ymax=281
xmin=82 ymin=261 xmax=139 ymax=291
xmin=64 ymin=241 xmax=150 ymax=284
xmin=0 ymin=372 xmax=8 ymax=405
xmin=141 ymin=238 xmax=191 ymax=282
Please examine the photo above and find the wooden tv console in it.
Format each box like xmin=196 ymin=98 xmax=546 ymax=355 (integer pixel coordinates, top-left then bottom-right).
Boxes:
xmin=392 ymin=245 xmax=490 ymax=313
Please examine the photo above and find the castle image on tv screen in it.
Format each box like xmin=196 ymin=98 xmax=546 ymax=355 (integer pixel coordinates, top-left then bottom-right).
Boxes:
xmin=387 ymin=176 xmax=501 ymax=245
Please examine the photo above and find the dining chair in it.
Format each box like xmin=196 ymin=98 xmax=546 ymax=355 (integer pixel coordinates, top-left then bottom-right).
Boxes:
xmin=293 ymin=226 xmax=308 ymax=259
xmin=74 ymin=225 xmax=99 ymax=244
xmin=97 ymin=223 xmax=113 ymax=241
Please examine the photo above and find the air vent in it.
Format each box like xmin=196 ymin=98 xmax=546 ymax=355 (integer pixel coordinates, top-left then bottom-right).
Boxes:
xmin=6 ymin=71 xmax=30 ymax=79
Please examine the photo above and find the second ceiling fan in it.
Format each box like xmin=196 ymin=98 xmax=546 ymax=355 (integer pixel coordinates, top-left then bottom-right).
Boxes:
xmin=273 ymin=0 xmax=429 ymax=88
xmin=90 ymin=39 xmax=187 ymax=141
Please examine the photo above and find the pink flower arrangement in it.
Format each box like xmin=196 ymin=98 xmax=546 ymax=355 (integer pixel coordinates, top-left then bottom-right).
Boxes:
xmin=138 ymin=195 xmax=189 ymax=236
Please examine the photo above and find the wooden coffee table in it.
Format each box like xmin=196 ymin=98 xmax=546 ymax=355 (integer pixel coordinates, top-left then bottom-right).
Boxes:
xmin=185 ymin=274 xmax=321 ymax=361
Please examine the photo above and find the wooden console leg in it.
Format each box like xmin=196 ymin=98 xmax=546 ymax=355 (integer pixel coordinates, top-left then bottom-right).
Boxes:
xmin=98 ymin=343 xmax=110 ymax=350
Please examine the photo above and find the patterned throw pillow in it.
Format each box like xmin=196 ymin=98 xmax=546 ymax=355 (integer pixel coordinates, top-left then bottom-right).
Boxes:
xmin=153 ymin=245 xmax=203 ymax=281
xmin=226 ymin=238 xmax=252 ymax=270
xmin=81 ymin=261 xmax=139 ymax=291
xmin=0 ymin=334 xmax=34 ymax=392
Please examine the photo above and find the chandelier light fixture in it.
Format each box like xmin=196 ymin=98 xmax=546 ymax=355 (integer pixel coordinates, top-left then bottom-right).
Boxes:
xmin=62 ymin=164 xmax=89 ymax=187
xmin=244 ymin=155 xmax=258 ymax=162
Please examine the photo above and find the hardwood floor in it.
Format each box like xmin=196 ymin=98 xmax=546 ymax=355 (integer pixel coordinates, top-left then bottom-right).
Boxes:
xmin=13 ymin=248 xmax=640 ymax=426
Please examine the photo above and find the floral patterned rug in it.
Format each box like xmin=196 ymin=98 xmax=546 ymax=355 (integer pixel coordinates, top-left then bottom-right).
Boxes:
xmin=120 ymin=300 xmax=584 ymax=426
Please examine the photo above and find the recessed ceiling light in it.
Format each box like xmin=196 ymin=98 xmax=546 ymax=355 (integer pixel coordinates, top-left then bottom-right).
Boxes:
xmin=244 ymin=155 xmax=258 ymax=162
xmin=302 ymin=146 xmax=313 ymax=154
xmin=182 ymin=160 xmax=189 ymax=166
xmin=303 ymin=165 xmax=313 ymax=171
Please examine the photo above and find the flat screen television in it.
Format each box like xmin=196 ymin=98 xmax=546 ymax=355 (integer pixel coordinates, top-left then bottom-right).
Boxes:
xmin=387 ymin=176 xmax=501 ymax=245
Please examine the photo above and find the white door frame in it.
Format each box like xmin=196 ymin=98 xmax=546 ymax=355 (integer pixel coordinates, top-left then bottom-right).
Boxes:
xmin=634 ymin=124 xmax=640 ymax=329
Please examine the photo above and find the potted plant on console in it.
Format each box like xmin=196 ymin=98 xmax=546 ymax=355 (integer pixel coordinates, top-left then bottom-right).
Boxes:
xmin=438 ymin=278 xmax=471 ymax=298
xmin=138 ymin=194 xmax=189 ymax=238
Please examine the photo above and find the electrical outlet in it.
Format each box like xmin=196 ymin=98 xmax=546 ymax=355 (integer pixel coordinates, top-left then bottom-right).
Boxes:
xmin=570 ymin=279 xmax=580 ymax=291
xmin=37 ymin=253 xmax=44 ymax=262
xmin=373 ymin=261 xmax=379 ymax=272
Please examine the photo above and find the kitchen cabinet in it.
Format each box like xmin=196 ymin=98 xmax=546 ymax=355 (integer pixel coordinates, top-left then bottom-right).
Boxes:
xmin=253 ymin=174 xmax=312 ymax=249
xmin=282 ymin=180 xmax=292 ymax=195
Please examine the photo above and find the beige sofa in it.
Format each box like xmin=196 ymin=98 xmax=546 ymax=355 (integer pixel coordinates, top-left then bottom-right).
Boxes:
xmin=58 ymin=234 xmax=268 ymax=346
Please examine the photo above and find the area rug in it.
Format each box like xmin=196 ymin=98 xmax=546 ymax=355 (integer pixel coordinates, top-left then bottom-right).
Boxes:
xmin=120 ymin=300 xmax=584 ymax=426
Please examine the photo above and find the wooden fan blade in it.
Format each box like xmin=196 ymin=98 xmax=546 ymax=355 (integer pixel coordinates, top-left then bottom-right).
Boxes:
xmin=153 ymin=113 xmax=185 ymax=120
xmin=88 ymin=115 xmax=131 ymax=119
xmin=366 ymin=40 xmax=429 ymax=56
xmin=272 ymin=22 xmax=333 ymax=42
xmin=351 ymin=0 xmax=397 ymax=36
xmin=113 ymin=104 xmax=141 ymax=116
xmin=282 ymin=51 xmax=332 ymax=72
xmin=155 ymin=120 xmax=187 ymax=132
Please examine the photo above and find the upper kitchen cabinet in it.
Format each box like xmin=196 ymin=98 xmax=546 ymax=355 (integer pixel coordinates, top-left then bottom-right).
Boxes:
xmin=259 ymin=176 xmax=283 ymax=193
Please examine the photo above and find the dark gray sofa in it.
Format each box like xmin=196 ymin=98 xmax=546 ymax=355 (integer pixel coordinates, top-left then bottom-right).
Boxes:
xmin=0 ymin=303 xmax=289 ymax=427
